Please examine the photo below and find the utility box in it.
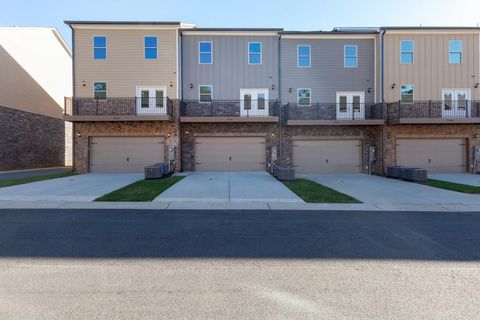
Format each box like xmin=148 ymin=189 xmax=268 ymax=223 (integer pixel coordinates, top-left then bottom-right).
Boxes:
xmin=271 ymin=145 xmax=278 ymax=162
xmin=167 ymin=145 xmax=175 ymax=161
xmin=368 ymin=146 xmax=376 ymax=162
xmin=473 ymin=146 xmax=480 ymax=173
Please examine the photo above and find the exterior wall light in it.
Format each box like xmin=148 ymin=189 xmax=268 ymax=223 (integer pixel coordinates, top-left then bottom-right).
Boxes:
xmin=391 ymin=83 xmax=396 ymax=89
xmin=288 ymin=88 xmax=292 ymax=93
xmin=81 ymin=81 xmax=86 ymax=87
xmin=169 ymin=81 xmax=174 ymax=87
xmin=189 ymin=83 xmax=194 ymax=89
xmin=368 ymin=88 xmax=373 ymax=93
xmin=475 ymin=83 xmax=479 ymax=89
xmin=271 ymin=84 xmax=275 ymax=91
xmin=474 ymin=133 xmax=479 ymax=139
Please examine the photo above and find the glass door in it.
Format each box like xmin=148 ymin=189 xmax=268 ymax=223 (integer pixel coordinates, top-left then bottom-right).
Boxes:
xmin=442 ymin=89 xmax=470 ymax=118
xmin=136 ymin=86 xmax=167 ymax=115
xmin=240 ymin=89 xmax=269 ymax=116
xmin=336 ymin=92 xmax=365 ymax=120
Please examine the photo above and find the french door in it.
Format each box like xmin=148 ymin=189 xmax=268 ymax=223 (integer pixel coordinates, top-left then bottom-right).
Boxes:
xmin=442 ymin=89 xmax=470 ymax=118
xmin=240 ymin=89 xmax=269 ymax=116
xmin=336 ymin=92 xmax=365 ymax=120
xmin=136 ymin=86 xmax=167 ymax=115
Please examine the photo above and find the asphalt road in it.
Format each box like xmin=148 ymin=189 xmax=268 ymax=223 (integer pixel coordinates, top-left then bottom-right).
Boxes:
xmin=1 ymin=209 xmax=480 ymax=319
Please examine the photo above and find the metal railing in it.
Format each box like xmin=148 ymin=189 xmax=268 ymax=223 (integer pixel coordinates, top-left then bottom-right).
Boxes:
xmin=284 ymin=103 xmax=384 ymax=121
xmin=387 ymin=100 xmax=480 ymax=120
xmin=64 ymin=97 xmax=174 ymax=116
xmin=180 ymin=100 xmax=280 ymax=117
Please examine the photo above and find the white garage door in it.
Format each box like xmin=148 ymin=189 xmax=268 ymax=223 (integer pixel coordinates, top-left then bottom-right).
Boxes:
xmin=293 ymin=139 xmax=362 ymax=173
xmin=195 ymin=137 xmax=266 ymax=171
xmin=90 ymin=137 xmax=164 ymax=173
xmin=396 ymin=138 xmax=466 ymax=173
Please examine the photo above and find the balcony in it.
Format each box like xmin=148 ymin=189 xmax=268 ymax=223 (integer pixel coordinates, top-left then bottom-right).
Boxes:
xmin=180 ymin=100 xmax=280 ymax=122
xmin=387 ymin=100 xmax=480 ymax=124
xmin=64 ymin=97 xmax=174 ymax=122
xmin=284 ymin=103 xmax=384 ymax=125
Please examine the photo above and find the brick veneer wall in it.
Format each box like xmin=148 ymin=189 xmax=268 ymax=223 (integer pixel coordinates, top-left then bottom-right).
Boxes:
xmin=281 ymin=125 xmax=383 ymax=174
xmin=74 ymin=121 xmax=180 ymax=173
xmin=0 ymin=105 xmax=65 ymax=170
xmin=384 ymin=124 xmax=480 ymax=173
xmin=181 ymin=122 xmax=280 ymax=171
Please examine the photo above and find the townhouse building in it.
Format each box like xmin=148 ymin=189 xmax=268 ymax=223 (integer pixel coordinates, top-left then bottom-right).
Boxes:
xmin=0 ymin=27 xmax=72 ymax=170
xmin=180 ymin=28 xmax=282 ymax=171
xmin=380 ymin=27 xmax=480 ymax=173
xmin=64 ymin=21 xmax=480 ymax=175
xmin=279 ymin=29 xmax=383 ymax=174
xmin=65 ymin=21 xmax=194 ymax=173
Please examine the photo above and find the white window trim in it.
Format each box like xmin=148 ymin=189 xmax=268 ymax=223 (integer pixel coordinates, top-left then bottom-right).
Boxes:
xmin=92 ymin=35 xmax=107 ymax=60
xmin=92 ymin=81 xmax=108 ymax=100
xmin=144 ymin=36 xmax=158 ymax=60
xmin=297 ymin=45 xmax=311 ymax=68
xmin=297 ymin=88 xmax=311 ymax=106
xmin=199 ymin=41 xmax=213 ymax=65
xmin=344 ymin=45 xmax=358 ymax=68
xmin=400 ymin=84 xmax=414 ymax=104
xmin=248 ymin=42 xmax=262 ymax=65
xmin=400 ymin=40 xmax=414 ymax=64
xmin=198 ymin=85 xmax=213 ymax=103
xmin=449 ymin=40 xmax=463 ymax=64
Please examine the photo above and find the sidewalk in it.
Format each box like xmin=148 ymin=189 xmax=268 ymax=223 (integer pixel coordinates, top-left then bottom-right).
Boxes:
xmin=0 ymin=199 xmax=479 ymax=212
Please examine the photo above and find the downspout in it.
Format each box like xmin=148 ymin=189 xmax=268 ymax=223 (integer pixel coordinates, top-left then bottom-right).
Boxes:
xmin=277 ymin=33 xmax=282 ymax=167
xmin=70 ymin=24 xmax=76 ymax=173
xmin=179 ymin=29 xmax=184 ymax=172
xmin=380 ymin=29 xmax=386 ymax=175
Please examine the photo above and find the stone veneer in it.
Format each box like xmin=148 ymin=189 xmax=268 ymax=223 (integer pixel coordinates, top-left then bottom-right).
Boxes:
xmin=384 ymin=124 xmax=480 ymax=173
xmin=74 ymin=121 xmax=180 ymax=173
xmin=0 ymin=105 xmax=65 ymax=170
xmin=181 ymin=122 xmax=280 ymax=171
xmin=282 ymin=125 xmax=383 ymax=174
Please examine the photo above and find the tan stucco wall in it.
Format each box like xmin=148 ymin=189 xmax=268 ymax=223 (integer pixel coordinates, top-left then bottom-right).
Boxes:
xmin=383 ymin=31 xmax=480 ymax=102
xmin=73 ymin=27 xmax=179 ymax=99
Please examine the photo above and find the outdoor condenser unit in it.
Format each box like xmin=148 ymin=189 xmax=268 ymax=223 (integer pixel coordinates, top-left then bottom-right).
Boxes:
xmin=403 ymin=168 xmax=427 ymax=182
xmin=144 ymin=164 xmax=164 ymax=179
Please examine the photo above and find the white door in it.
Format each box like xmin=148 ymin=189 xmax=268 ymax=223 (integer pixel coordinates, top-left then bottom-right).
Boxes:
xmin=336 ymin=92 xmax=365 ymax=120
xmin=442 ymin=89 xmax=470 ymax=118
xmin=240 ymin=89 xmax=269 ymax=116
xmin=136 ymin=87 xmax=167 ymax=115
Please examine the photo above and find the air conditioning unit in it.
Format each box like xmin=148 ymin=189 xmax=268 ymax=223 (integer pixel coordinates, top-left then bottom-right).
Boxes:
xmin=273 ymin=165 xmax=295 ymax=181
xmin=144 ymin=164 xmax=164 ymax=179
xmin=386 ymin=166 xmax=406 ymax=179
xmin=403 ymin=168 xmax=427 ymax=182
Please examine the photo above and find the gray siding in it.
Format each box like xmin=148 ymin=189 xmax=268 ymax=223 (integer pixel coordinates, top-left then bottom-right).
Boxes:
xmin=181 ymin=35 xmax=279 ymax=100
xmin=280 ymin=38 xmax=375 ymax=103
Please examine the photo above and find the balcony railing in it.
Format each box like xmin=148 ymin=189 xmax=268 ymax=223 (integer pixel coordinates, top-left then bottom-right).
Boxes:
xmin=387 ymin=100 xmax=480 ymax=120
xmin=64 ymin=97 xmax=174 ymax=117
xmin=180 ymin=100 xmax=280 ymax=117
xmin=284 ymin=103 xmax=384 ymax=121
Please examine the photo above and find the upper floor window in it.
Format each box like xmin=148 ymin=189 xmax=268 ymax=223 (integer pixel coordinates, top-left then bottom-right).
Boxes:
xmin=400 ymin=85 xmax=414 ymax=103
xmin=297 ymin=45 xmax=311 ymax=68
xmin=248 ymin=42 xmax=262 ymax=64
xmin=297 ymin=88 xmax=311 ymax=106
xmin=449 ymin=40 xmax=462 ymax=64
xmin=199 ymin=85 xmax=213 ymax=102
xmin=400 ymin=40 xmax=414 ymax=64
xmin=93 ymin=82 xmax=107 ymax=100
xmin=344 ymin=45 xmax=358 ymax=68
xmin=93 ymin=36 xmax=107 ymax=60
xmin=199 ymin=41 xmax=212 ymax=64
xmin=144 ymin=36 xmax=158 ymax=60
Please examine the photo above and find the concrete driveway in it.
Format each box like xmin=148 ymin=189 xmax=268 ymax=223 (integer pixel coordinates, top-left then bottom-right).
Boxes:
xmin=300 ymin=174 xmax=480 ymax=207
xmin=429 ymin=173 xmax=480 ymax=186
xmin=0 ymin=173 xmax=142 ymax=202
xmin=155 ymin=172 xmax=303 ymax=203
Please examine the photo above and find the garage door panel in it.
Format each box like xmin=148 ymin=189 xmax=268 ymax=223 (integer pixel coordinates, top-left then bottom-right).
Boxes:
xmin=396 ymin=138 xmax=466 ymax=173
xmin=90 ymin=137 xmax=164 ymax=173
xmin=293 ymin=139 xmax=362 ymax=174
xmin=195 ymin=137 xmax=266 ymax=171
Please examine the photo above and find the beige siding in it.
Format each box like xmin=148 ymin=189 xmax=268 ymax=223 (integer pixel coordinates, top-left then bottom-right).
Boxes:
xmin=74 ymin=28 xmax=178 ymax=98
xmin=0 ymin=28 xmax=71 ymax=119
xmin=383 ymin=32 xmax=480 ymax=101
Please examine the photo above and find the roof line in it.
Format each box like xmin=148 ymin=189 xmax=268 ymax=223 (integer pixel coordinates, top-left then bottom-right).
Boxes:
xmin=181 ymin=28 xmax=283 ymax=32
xmin=64 ymin=20 xmax=182 ymax=26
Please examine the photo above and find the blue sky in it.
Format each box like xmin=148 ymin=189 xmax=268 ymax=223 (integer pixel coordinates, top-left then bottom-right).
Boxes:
xmin=1 ymin=0 xmax=479 ymax=47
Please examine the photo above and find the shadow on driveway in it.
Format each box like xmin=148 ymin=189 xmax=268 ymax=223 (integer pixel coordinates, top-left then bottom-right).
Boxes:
xmin=1 ymin=209 xmax=480 ymax=261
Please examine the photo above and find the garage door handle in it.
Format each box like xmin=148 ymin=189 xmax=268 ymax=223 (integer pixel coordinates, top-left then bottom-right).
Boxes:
xmin=229 ymin=156 xmax=232 ymax=161
xmin=126 ymin=157 xmax=130 ymax=162
xmin=325 ymin=159 xmax=328 ymax=164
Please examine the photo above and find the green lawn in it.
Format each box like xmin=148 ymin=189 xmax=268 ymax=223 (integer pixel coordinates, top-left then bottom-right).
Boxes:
xmin=95 ymin=176 xmax=184 ymax=202
xmin=0 ymin=171 xmax=75 ymax=188
xmin=423 ymin=179 xmax=480 ymax=194
xmin=283 ymin=178 xmax=361 ymax=203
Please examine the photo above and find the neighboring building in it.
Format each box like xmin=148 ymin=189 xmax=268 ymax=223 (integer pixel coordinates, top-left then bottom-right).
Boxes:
xmin=65 ymin=21 xmax=194 ymax=173
xmin=0 ymin=27 xmax=72 ymax=170
xmin=180 ymin=28 xmax=282 ymax=171
xmin=280 ymin=29 xmax=383 ymax=174
xmin=380 ymin=27 xmax=480 ymax=173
